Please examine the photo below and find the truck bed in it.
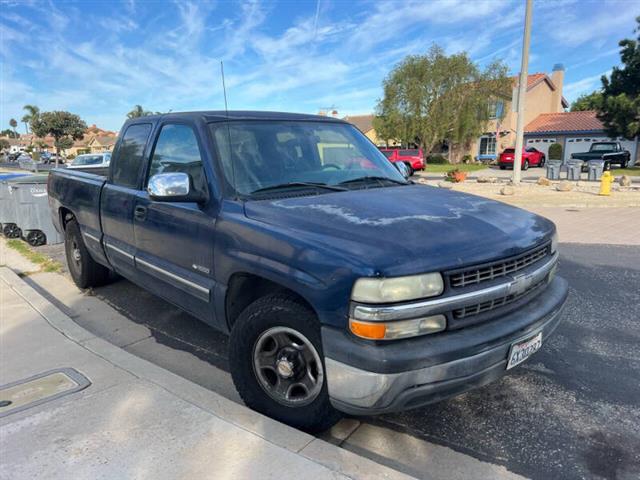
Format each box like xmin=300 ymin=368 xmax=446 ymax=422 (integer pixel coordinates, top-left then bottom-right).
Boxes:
xmin=48 ymin=168 xmax=107 ymax=241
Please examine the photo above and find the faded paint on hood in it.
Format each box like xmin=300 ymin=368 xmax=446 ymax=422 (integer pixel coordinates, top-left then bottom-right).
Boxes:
xmin=244 ymin=185 xmax=555 ymax=277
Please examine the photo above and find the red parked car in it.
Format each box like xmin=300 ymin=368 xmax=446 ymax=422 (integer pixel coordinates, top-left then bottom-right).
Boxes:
xmin=379 ymin=148 xmax=425 ymax=175
xmin=498 ymin=147 xmax=546 ymax=170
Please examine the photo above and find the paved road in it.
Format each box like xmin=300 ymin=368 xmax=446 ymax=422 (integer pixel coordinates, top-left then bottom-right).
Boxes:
xmin=33 ymin=242 xmax=640 ymax=480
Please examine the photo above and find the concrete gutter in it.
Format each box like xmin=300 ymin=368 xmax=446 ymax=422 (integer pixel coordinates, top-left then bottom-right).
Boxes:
xmin=0 ymin=266 xmax=413 ymax=479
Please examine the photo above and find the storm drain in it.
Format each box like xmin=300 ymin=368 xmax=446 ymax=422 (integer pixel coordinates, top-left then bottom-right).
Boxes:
xmin=0 ymin=368 xmax=91 ymax=418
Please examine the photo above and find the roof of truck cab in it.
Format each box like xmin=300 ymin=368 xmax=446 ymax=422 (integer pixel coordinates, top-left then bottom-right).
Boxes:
xmin=129 ymin=111 xmax=348 ymax=124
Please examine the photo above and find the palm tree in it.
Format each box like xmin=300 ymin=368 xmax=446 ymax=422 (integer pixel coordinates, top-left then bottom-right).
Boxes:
xmin=126 ymin=105 xmax=153 ymax=119
xmin=22 ymin=105 xmax=40 ymax=134
xmin=9 ymin=118 xmax=18 ymax=135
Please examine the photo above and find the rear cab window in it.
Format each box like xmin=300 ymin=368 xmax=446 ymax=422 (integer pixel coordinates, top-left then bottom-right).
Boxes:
xmin=111 ymin=123 xmax=152 ymax=188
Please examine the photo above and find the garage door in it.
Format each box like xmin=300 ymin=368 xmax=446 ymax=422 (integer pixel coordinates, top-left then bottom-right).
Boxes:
xmin=525 ymin=138 xmax=556 ymax=157
xmin=565 ymin=136 xmax=637 ymax=164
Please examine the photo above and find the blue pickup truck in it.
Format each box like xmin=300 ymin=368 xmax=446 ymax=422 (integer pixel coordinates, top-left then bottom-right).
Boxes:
xmin=48 ymin=111 xmax=568 ymax=431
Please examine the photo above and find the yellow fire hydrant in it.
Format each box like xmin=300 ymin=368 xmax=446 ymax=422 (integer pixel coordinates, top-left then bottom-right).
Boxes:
xmin=599 ymin=171 xmax=614 ymax=196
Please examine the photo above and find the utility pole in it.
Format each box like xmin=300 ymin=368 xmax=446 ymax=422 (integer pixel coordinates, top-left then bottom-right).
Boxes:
xmin=513 ymin=0 xmax=533 ymax=185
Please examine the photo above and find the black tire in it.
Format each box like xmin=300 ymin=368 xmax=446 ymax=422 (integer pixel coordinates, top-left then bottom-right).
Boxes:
xmin=405 ymin=163 xmax=415 ymax=176
xmin=26 ymin=230 xmax=46 ymax=247
xmin=539 ymin=156 xmax=546 ymax=168
xmin=229 ymin=293 xmax=341 ymax=432
xmin=621 ymin=159 xmax=628 ymax=168
xmin=64 ymin=219 xmax=110 ymax=289
xmin=499 ymin=165 xmax=506 ymax=170
xmin=523 ymin=160 xmax=529 ymax=170
xmin=3 ymin=223 xmax=21 ymax=238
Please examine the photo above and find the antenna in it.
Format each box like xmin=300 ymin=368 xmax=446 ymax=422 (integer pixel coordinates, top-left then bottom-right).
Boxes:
xmin=220 ymin=61 xmax=237 ymax=198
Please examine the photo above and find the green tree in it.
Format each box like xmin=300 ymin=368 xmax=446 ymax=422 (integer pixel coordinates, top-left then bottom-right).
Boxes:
xmin=21 ymin=104 xmax=40 ymax=134
xmin=127 ymin=105 xmax=153 ymax=119
xmin=597 ymin=17 xmax=640 ymax=139
xmin=9 ymin=118 xmax=18 ymax=135
xmin=570 ymin=91 xmax=603 ymax=111
xmin=373 ymin=45 xmax=510 ymax=161
xmin=32 ymin=111 xmax=87 ymax=166
xmin=1 ymin=128 xmax=19 ymax=138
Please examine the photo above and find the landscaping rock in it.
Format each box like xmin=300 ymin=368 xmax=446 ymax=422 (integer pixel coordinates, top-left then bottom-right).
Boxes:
xmin=477 ymin=177 xmax=491 ymax=183
xmin=537 ymin=177 xmax=551 ymax=186
xmin=438 ymin=181 xmax=454 ymax=189
xmin=619 ymin=175 xmax=631 ymax=187
xmin=556 ymin=181 xmax=573 ymax=192
xmin=500 ymin=186 xmax=515 ymax=196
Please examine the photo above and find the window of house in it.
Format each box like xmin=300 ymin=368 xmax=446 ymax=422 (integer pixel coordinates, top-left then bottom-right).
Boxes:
xmin=111 ymin=123 xmax=151 ymax=188
xmin=147 ymin=124 xmax=206 ymax=191
xmin=479 ymin=136 xmax=496 ymax=156
xmin=488 ymin=100 xmax=504 ymax=119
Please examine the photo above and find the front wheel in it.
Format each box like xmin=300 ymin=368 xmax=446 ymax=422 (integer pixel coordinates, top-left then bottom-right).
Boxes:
xmin=229 ymin=293 xmax=341 ymax=432
xmin=64 ymin=219 xmax=111 ymax=289
xmin=26 ymin=230 xmax=46 ymax=247
xmin=523 ymin=160 xmax=529 ymax=170
xmin=499 ymin=165 xmax=506 ymax=170
xmin=539 ymin=156 xmax=546 ymax=168
xmin=621 ymin=159 xmax=628 ymax=168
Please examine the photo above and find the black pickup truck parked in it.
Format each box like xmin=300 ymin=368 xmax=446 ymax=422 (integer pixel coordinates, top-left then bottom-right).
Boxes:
xmin=48 ymin=111 xmax=568 ymax=431
xmin=571 ymin=141 xmax=631 ymax=168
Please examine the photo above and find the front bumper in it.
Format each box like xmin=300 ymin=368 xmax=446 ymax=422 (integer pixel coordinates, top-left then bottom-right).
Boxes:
xmin=323 ymin=275 xmax=568 ymax=415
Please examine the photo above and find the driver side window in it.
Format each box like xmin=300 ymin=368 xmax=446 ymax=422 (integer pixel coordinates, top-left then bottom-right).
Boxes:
xmin=147 ymin=124 xmax=206 ymax=191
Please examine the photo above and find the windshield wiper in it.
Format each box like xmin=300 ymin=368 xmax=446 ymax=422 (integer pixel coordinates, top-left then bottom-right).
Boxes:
xmin=338 ymin=176 xmax=409 ymax=187
xmin=250 ymin=182 xmax=347 ymax=195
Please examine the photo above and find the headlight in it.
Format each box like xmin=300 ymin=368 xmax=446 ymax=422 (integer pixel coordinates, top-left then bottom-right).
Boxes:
xmin=351 ymin=272 xmax=444 ymax=303
xmin=349 ymin=315 xmax=446 ymax=340
xmin=550 ymin=231 xmax=559 ymax=254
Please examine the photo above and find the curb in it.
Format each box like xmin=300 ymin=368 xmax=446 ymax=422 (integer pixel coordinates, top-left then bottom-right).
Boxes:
xmin=0 ymin=266 xmax=413 ymax=480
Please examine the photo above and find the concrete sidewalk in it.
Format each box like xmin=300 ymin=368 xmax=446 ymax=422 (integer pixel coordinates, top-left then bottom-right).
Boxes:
xmin=0 ymin=267 xmax=411 ymax=480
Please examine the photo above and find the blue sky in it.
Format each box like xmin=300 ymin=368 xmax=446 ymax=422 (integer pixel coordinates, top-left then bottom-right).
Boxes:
xmin=1 ymin=0 xmax=638 ymax=131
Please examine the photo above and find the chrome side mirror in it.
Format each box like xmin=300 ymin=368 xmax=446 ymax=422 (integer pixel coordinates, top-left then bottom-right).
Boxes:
xmin=147 ymin=172 xmax=206 ymax=203
xmin=394 ymin=161 xmax=411 ymax=179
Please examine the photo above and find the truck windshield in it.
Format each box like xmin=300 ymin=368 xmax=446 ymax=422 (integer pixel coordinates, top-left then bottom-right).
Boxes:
xmin=590 ymin=143 xmax=616 ymax=152
xmin=209 ymin=121 xmax=406 ymax=196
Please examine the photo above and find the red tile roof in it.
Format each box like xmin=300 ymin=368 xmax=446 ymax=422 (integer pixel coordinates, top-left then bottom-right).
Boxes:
xmin=525 ymin=111 xmax=604 ymax=133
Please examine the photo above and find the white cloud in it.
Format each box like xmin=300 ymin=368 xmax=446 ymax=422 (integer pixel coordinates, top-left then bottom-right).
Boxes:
xmin=563 ymin=70 xmax=610 ymax=100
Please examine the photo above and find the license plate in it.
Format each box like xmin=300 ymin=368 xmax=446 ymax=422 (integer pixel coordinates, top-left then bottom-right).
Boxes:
xmin=506 ymin=332 xmax=543 ymax=370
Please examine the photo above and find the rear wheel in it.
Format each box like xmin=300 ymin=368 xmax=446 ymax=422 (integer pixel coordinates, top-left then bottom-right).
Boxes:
xmin=499 ymin=165 xmax=506 ymax=170
xmin=523 ymin=160 xmax=529 ymax=170
xmin=229 ymin=293 xmax=341 ymax=432
xmin=64 ymin=219 xmax=110 ymax=289
xmin=621 ymin=159 xmax=628 ymax=168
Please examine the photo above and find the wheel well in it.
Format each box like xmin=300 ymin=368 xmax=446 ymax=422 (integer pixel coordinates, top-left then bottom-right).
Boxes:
xmin=225 ymin=273 xmax=314 ymax=330
xmin=59 ymin=207 xmax=75 ymax=230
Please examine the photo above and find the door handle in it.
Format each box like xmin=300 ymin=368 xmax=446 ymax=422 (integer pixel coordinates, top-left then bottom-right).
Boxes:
xmin=134 ymin=205 xmax=147 ymax=221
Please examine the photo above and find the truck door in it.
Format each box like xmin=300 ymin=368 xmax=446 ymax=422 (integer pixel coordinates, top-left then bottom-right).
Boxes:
xmin=132 ymin=122 xmax=217 ymax=324
xmin=101 ymin=123 xmax=152 ymax=278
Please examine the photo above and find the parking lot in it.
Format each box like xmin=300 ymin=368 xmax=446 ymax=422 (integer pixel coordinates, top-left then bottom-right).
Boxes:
xmin=24 ymin=214 xmax=640 ymax=480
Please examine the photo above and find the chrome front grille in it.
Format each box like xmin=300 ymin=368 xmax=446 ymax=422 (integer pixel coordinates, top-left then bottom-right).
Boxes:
xmin=449 ymin=244 xmax=549 ymax=288
xmin=452 ymin=278 xmax=547 ymax=320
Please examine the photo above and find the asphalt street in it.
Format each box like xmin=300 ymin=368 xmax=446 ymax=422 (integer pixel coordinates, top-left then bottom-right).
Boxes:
xmin=34 ymin=242 xmax=640 ymax=480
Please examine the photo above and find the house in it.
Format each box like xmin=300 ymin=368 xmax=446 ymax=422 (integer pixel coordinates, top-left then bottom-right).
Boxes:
xmin=342 ymin=114 xmax=400 ymax=147
xmin=88 ymin=135 xmax=117 ymax=153
xmin=470 ymin=64 xmax=569 ymax=161
xmin=524 ymin=110 xmax=638 ymax=165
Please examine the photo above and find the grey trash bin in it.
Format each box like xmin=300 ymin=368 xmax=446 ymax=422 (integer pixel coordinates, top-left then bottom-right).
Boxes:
xmin=566 ymin=160 xmax=584 ymax=181
xmin=11 ymin=176 xmax=62 ymax=246
xmin=587 ymin=160 xmax=605 ymax=181
xmin=0 ymin=177 xmax=29 ymax=238
xmin=546 ymin=161 xmax=562 ymax=180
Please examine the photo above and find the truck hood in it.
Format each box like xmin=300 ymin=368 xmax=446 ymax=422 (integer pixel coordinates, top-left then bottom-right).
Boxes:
xmin=243 ymin=185 xmax=555 ymax=276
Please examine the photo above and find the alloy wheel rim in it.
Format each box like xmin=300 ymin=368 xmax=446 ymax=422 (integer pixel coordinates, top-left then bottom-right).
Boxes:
xmin=252 ymin=326 xmax=323 ymax=407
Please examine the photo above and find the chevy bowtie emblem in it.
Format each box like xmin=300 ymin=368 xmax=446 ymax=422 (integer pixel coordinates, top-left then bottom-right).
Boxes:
xmin=509 ymin=273 xmax=533 ymax=296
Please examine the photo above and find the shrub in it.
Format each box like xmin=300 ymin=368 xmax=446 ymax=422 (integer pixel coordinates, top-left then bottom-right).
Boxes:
xmin=445 ymin=168 xmax=467 ymax=183
xmin=427 ymin=154 xmax=448 ymax=164
xmin=548 ymin=143 xmax=563 ymax=160
xmin=462 ymin=154 xmax=473 ymax=164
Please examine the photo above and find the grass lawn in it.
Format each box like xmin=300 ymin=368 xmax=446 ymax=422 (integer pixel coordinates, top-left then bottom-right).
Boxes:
xmin=423 ymin=164 xmax=488 ymax=173
xmin=6 ymin=239 xmax=63 ymax=273
xmin=611 ymin=166 xmax=640 ymax=176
